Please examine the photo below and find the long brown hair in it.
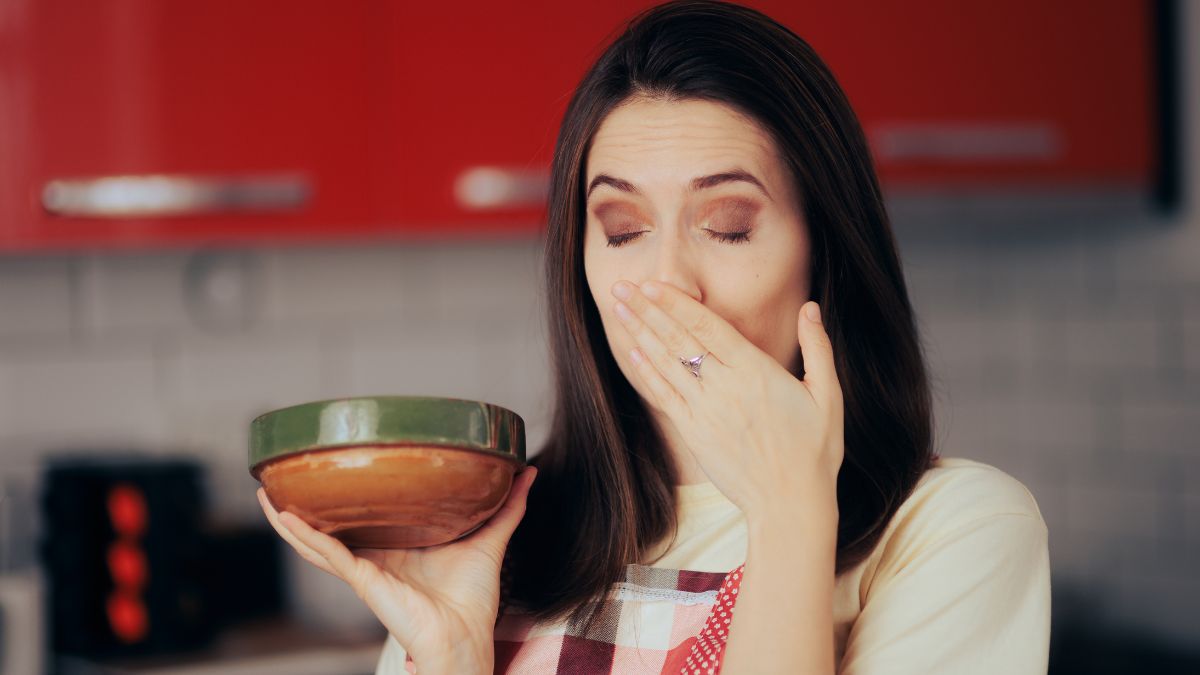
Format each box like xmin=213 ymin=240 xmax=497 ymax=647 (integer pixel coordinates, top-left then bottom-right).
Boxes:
xmin=503 ymin=0 xmax=935 ymax=625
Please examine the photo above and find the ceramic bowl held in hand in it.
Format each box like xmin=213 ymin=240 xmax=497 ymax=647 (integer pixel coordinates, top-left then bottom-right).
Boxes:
xmin=249 ymin=396 xmax=525 ymax=549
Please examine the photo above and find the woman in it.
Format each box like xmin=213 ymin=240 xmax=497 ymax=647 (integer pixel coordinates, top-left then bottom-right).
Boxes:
xmin=259 ymin=1 xmax=1051 ymax=673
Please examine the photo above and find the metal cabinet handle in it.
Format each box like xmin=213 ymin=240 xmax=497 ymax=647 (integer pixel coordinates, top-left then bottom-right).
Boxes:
xmin=454 ymin=166 xmax=549 ymax=210
xmin=41 ymin=173 xmax=312 ymax=218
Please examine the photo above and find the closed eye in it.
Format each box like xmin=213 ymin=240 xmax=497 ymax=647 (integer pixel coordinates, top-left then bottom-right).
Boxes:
xmin=707 ymin=229 xmax=751 ymax=244
xmin=605 ymin=229 xmax=752 ymax=248
xmin=605 ymin=232 xmax=643 ymax=248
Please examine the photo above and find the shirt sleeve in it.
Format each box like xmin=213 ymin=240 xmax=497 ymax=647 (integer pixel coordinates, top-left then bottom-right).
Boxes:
xmin=375 ymin=633 xmax=410 ymax=675
xmin=838 ymin=512 xmax=1051 ymax=675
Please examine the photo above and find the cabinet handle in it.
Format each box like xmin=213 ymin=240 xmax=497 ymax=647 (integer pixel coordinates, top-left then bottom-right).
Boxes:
xmin=41 ymin=173 xmax=312 ymax=218
xmin=454 ymin=166 xmax=549 ymax=210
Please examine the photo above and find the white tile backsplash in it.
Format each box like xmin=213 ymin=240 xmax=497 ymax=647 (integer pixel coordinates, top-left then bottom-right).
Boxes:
xmin=260 ymin=244 xmax=409 ymax=325
xmin=344 ymin=326 xmax=488 ymax=400
xmin=1 ymin=233 xmax=1197 ymax=654
xmin=1182 ymin=318 xmax=1200 ymax=374
xmin=1183 ymin=492 xmax=1200 ymax=545
xmin=0 ymin=345 xmax=167 ymax=449
xmin=0 ymin=257 xmax=74 ymax=339
xmin=78 ymin=251 xmax=196 ymax=336
xmin=1061 ymin=316 xmax=1163 ymax=373
xmin=161 ymin=331 xmax=329 ymax=412
xmin=1117 ymin=401 xmax=1200 ymax=455
xmin=11 ymin=224 xmax=1198 ymax=645
xmin=416 ymin=238 xmax=546 ymax=325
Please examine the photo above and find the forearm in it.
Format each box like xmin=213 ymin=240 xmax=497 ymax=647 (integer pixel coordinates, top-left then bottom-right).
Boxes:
xmin=414 ymin=633 xmax=494 ymax=675
xmin=417 ymin=653 xmax=492 ymax=675
xmin=721 ymin=496 xmax=838 ymax=674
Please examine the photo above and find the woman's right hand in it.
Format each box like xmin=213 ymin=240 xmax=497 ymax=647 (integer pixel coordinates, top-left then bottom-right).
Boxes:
xmin=257 ymin=466 xmax=537 ymax=675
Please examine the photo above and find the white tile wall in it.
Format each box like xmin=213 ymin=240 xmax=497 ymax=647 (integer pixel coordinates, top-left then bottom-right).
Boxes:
xmin=76 ymin=252 xmax=196 ymax=337
xmin=259 ymin=244 xmax=409 ymax=325
xmin=0 ymin=343 xmax=168 ymax=450
xmin=4 ymin=217 xmax=1195 ymax=645
xmin=1183 ymin=492 xmax=1200 ymax=544
xmin=0 ymin=257 xmax=74 ymax=339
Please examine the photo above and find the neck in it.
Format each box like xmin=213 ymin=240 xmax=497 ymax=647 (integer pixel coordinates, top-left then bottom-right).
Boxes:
xmin=652 ymin=408 xmax=710 ymax=486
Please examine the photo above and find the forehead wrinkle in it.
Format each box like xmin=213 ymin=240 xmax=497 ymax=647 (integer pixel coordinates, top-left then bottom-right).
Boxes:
xmin=589 ymin=108 xmax=780 ymax=194
xmin=596 ymin=97 xmax=775 ymax=149
xmin=592 ymin=120 xmax=771 ymax=158
xmin=588 ymin=137 xmax=775 ymax=194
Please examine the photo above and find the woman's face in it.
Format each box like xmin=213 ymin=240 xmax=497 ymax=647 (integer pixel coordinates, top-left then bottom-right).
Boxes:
xmin=583 ymin=96 xmax=812 ymax=404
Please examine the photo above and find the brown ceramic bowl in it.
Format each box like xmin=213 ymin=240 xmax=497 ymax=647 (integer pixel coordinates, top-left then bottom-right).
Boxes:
xmin=249 ymin=396 xmax=525 ymax=548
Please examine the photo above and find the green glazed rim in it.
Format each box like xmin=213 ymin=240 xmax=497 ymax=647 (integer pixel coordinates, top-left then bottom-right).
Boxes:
xmin=249 ymin=395 xmax=526 ymax=478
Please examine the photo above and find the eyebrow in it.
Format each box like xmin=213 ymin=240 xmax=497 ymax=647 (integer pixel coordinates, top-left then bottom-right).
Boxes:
xmin=585 ymin=169 xmax=771 ymax=201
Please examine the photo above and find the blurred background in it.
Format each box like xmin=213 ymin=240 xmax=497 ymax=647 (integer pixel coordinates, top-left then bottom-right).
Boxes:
xmin=0 ymin=1 xmax=1196 ymax=673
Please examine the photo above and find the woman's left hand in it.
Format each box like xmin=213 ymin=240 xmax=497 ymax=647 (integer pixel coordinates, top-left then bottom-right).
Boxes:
xmin=610 ymin=279 xmax=844 ymax=520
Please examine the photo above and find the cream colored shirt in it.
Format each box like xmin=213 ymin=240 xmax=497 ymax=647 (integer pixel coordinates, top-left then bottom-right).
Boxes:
xmin=376 ymin=456 xmax=1051 ymax=673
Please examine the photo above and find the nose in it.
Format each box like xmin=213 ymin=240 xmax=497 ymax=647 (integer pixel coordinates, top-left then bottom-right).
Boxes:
xmin=647 ymin=231 xmax=702 ymax=303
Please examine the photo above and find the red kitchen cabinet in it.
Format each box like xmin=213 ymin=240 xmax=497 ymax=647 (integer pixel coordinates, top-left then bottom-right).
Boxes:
xmin=4 ymin=0 xmax=394 ymax=252
xmin=380 ymin=0 xmax=1160 ymax=222
xmin=4 ymin=0 xmax=649 ymax=252
xmin=0 ymin=1 xmax=1163 ymax=253
xmin=785 ymin=1 xmax=1158 ymax=190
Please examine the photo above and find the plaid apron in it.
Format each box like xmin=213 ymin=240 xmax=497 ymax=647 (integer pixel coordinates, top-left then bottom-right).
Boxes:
xmin=492 ymin=562 xmax=746 ymax=674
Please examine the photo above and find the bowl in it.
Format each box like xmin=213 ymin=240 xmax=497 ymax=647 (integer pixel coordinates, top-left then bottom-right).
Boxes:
xmin=249 ymin=396 xmax=525 ymax=548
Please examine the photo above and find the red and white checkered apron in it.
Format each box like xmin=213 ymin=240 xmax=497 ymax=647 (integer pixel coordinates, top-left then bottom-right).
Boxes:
xmin=491 ymin=562 xmax=746 ymax=674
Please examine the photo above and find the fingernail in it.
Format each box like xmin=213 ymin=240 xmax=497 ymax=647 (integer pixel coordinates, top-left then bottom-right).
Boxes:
xmin=641 ymin=282 xmax=661 ymax=299
xmin=806 ymin=302 xmax=821 ymax=323
xmin=612 ymin=281 xmax=634 ymax=300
